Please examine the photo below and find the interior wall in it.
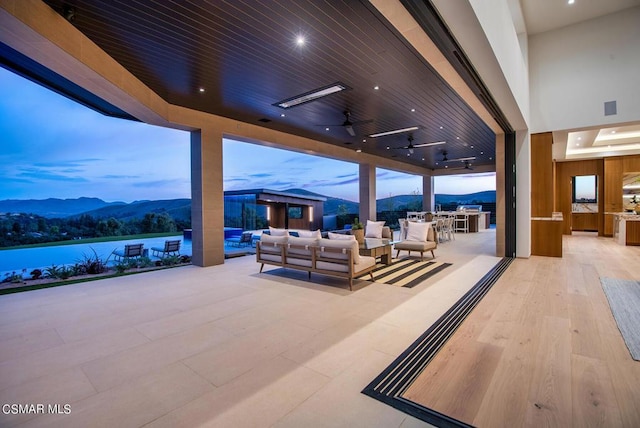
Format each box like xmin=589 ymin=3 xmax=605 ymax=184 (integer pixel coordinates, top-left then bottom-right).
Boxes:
xmin=554 ymin=159 xmax=605 ymax=235
xmin=529 ymin=6 xmax=640 ymax=133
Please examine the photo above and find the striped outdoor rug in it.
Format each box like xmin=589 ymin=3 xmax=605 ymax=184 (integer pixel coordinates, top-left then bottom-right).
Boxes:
xmin=366 ymin=258 xmax=452 ymax=288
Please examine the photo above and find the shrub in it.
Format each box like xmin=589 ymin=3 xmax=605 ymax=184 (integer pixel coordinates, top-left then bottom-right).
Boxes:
xmin=30 ymin=269 xmax=43 ymax=280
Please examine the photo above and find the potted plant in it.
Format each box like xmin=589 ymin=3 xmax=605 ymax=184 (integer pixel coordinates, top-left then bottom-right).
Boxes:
xmin=350 ymin=217 xmax=365 ymax=244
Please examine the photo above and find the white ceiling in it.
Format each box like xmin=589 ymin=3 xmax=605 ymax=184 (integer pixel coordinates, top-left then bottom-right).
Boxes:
xmin=520 ymin=0 xmax=640 ymax=35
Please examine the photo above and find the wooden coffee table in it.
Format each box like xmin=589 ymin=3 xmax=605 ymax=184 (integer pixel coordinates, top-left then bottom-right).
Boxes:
xmin=359 ymin=239 xmax=392 ymax=265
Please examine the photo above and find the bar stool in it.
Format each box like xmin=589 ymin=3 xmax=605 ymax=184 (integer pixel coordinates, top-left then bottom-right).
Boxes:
xmin=443 ymin=216 xmax=455 ymax=241
xmin=454 ymin=213 xmax=469 ymax=233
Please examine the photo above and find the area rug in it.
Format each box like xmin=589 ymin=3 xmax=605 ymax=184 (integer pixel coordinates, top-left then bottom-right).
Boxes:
xmin=600 ymin=277 xmax=640 ymax=361
xmin=366 ymin=258 xmax=451 ymax=288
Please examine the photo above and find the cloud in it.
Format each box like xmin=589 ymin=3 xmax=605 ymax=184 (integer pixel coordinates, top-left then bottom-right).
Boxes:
xmin=33 ymin=159 xmax=103 ymax=168
xmin=248 ymin=173 xmax=273 ymax=178
xmin=17 ymin=168 xmax=89 ymax=182
xmin=131 ymin=178 xmax=187 ymax=188
xmin=101 ymin=174 xmax=141 ymax=179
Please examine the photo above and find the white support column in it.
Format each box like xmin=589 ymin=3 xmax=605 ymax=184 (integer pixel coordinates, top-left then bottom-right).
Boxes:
xmin=359 ymin=163 xmax=377 ymax=222
xmin=191 ymin=128 xmax=225 ymax=266
xmin=422 ymin=175 xmax=435 ymax=211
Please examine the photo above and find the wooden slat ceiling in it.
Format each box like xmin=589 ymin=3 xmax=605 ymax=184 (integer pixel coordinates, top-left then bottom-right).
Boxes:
xmin=42 ymin=0 xmax=496 ymax=171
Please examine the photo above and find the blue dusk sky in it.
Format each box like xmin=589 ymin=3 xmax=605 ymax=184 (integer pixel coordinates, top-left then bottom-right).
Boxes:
xmin=1 ymin=67 xmax=494 ymax=203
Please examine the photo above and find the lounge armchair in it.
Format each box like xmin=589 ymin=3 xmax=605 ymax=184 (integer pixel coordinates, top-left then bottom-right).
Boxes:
xmin=225 ymin=231 xmax=253 ymax=247
xmin=394 ymin=221 xmax=437 ymax=261
xmin=151 ymin=239 xmax=181 ymax=258
xmin=113 ymin=243 xmax=144 ymax=262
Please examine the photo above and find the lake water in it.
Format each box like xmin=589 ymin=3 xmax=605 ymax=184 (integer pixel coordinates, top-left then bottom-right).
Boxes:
xmin=0 ymin=235 xmax=192 ymax=279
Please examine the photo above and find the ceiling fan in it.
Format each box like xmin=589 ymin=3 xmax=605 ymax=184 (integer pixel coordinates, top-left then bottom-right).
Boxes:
xmin=449 ymin=160 xmax=474 ymax=170
xmin=441 ymin=151 xmax=476 ymax=163
xmin=320 ymin=110 xmax=373 ymax=137
xmin=392 ymin=135 xmax=446 ymax=154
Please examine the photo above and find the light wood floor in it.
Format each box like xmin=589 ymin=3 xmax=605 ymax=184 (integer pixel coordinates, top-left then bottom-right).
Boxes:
xmin=403 ymin=234 xmax=640 ymax=427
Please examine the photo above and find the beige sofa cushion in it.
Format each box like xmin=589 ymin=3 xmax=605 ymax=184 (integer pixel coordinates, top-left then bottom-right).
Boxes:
xmin=297 ymin=229 xmax=322 ymax=239
xmin=286 ymin=236 xmax=319 ymax=257
xmin=394 ymin=240 xmax=436 ymax=252
xmin=316 ymin=255 xmax=375 ymax=273
xmin=269 ymin=227 xmax=289 ymax=236
xmin=317 ymin=237 xmax=360 ymax=264
xmin=260 ymin=234 xmax=288 ymax=254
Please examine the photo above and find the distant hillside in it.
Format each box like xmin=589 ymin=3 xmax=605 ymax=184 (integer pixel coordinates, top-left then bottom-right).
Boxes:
xmin=72 ymin=199 xmax=192 ymax=222
xmin=0 ymin=197 xmax=124 ymax=218
xmin=284 ymin=188 xmax=359 ymax=215
xmin=435 ymin=190 xmax=496 ymax=204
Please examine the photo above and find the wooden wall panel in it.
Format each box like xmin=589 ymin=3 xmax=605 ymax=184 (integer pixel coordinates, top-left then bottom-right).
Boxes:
xmin=531 ymin=133 xmax=554 ymax=217
xmin=531 ymin=220 xmax=563 ymax=257
xmin=604 ymin=157 xmax=623 ymax=236
xmin=554 ymin=159 xmax=604 ymax=235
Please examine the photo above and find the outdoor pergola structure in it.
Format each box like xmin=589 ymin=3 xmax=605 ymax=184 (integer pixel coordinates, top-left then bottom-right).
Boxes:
xmin=1 ymin=1 xmax=639 ymax=267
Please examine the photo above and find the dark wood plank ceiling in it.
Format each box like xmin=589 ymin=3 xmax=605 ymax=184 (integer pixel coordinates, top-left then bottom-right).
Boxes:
xmin=42 ymin=0 xmax=496 ymax=171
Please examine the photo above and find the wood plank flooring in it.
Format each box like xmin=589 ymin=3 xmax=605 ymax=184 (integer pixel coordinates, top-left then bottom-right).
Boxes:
xmin=402 ymin=234 xmax=640 ymax=427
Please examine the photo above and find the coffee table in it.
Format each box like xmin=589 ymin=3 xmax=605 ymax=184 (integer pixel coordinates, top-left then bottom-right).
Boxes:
xmin=359 ymin=238 xmax=393 ymax=265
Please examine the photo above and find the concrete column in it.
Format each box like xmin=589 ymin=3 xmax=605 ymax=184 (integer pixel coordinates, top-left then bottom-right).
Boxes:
xmin=422 ymin=175 xmax=435 ymax=211
xmin=359 ymin=163 xmax=376 ymax=222
xmin=191 ymin=128 xmax=225 ymax=267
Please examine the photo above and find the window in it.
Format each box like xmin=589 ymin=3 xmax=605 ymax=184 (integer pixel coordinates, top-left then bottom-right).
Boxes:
xmin=288 ymin=206 xmax=303 ymax=219
xmin=572 ymin=175 xmax=598 ymax=213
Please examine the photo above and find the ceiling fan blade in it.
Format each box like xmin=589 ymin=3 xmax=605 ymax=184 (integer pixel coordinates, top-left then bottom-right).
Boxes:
xmin=413 ymin=141 xmax=446 ymax=148
xmin=346 ymin=125 xmax=356 ymax=137
xmin=351 ymin=119 xmax=374 ymax=126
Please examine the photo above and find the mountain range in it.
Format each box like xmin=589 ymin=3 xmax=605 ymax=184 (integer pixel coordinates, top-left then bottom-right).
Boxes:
xmin=0 ymin=190 xmax=495 ymax=219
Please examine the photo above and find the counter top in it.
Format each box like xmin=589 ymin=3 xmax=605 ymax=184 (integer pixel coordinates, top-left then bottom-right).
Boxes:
xmin=531 ymin=217 xmax=564 ymax=221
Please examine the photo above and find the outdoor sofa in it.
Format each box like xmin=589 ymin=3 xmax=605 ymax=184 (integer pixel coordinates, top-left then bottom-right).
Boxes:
xmin=256 ymin=233 xmax=376 ymax=291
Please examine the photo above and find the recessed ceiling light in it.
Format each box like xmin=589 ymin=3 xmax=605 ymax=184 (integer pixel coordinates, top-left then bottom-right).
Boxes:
xmin=362 ymin=139 xmax=366 ymax=143
xmin=407 ymin=153 xmax=410 ymax=157
xmin=470 ymin=145 xmax=474 ymax=148
xmin=576 ymin=143 xmax=580 ymax=146
xmin=608 ymin=145 xmax=611 ymax=148
xmin=386 ymin=146 xmax=390 ymax=150
xmin=439 ymin=126 xmax=443 ymax=129
xmin=275 ymin=82 xmax=349 ymax=109
xmin=325 ymin=127 xmax=330 ymax=131
xmin=612 ymin=131 xmax=616 ymax=134
xmin=296 ymin=35 xmax=306 ymax=46
xmin=411 ymin=108 xmax=416 ymax=112
xmin=456 ymin=137 xmax=460 ymax=140
xmin=577 ymin=137 xmax=582 ymax=140
xmin=481 ymin=151 xmax=484 ymax=155
xmin=421 ymin=158 xmax=425 ymax=161
xmin=280 ymin=113 xmax=285 ymax=117
xmin=445 ymin=165 xmax=448 ymax=168
xmin=369 ymin=126 xmax=419 ymax=138
xmin=373 ymin=85 xmax=379 ymax=90
xmin=568 ymin=0 xmax=575 ymax=4
xmin=198 ymin=88 xmax=205 ymax=93
xmin=356 ymin=149 xmax=362 ymax=153
xmin=489 ymin=157 xmax=493 ymax=160
xmin=435 ymin=162 xmax=439 ymax=165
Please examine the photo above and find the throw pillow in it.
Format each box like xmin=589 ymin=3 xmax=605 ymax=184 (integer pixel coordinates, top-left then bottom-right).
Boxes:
xmin=328 ymin=232 xmax=356 ymax=240
xmin=365 ymin=220 xmax=385 ymax=238
xmin=297 ymin=229 xmax=322 ymax=239
xmin=405 ymin=221 xmax=429 ymax=242
xmin=269 ymin=226 xmax=289 ymax=236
